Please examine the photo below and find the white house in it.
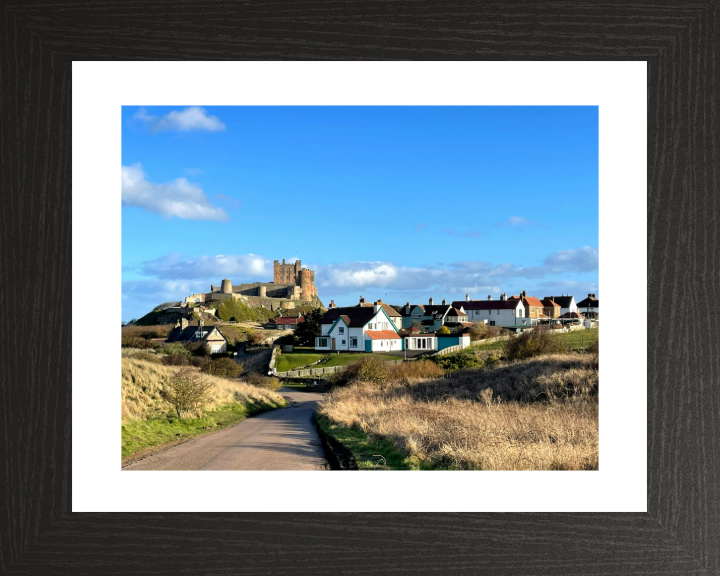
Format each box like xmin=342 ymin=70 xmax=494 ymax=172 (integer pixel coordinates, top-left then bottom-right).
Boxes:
xmin=452 ymin=294 xmax=526 ymax=326
xmin=315 ymin=301 xmax=403 ymax=352
xmin=399 ymin=298 xmax=467 ymax=332
xmin=543 ymin=294 xmax=577 ymax=315
xmin=576 ymin=293 xmax=599 ymax=319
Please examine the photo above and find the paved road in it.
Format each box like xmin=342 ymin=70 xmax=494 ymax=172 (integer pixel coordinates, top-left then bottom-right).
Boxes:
xmin=124 ymin=389 xmax=327 ymax=471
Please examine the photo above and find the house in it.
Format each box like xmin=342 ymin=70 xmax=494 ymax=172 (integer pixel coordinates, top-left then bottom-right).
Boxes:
xmin=508 ymin=290 xmax=545 ymax=323
xmin=576 ymin=293 xmax=599 ymax=319
xmin=452 ymin=294 xmax=526 ymax=326
xmin=558 ymin=311 xmax=585 ymax=324
xmin=315 ymin=301 xmax=403 ymax=352
xmin=543 ymin=294 xmax=577 ymax=315
xmin=399 ymin=298 xmax=466 ymax=331
xmin=353 ymin=296 xmax=403 ymax=330
xmin=265 ymin=315 xmax=304 ymax=330
xmin=404 ymin=333 xmax=437 ymax=352
xmin=403 ymin=327 xmax=471 ymax=353
xmin=167 ymin=319 xmax=228 ymax=354
xmin=541 ymin=298 xmax=562 ymax=320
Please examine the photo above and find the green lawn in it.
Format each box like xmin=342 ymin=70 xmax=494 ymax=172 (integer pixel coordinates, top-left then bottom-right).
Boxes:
xmin=470 ymin=339 xmax=506 ymax=351
xmin=121 ymin=400 xmax=285 ymax=460
xmin=556 ymin=327 xmax=599 ymax=349
xmin=276 ymin=353 xmax=323 ymax=372
xmin=277 ymin=351 xmax=399 ymax=371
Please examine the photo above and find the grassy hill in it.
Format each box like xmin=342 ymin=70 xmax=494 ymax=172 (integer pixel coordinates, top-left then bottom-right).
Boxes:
xmin=121 ymin=356 xmax=286 ymax=459
xmin=317 ymin=353 xmax=598 ymax=470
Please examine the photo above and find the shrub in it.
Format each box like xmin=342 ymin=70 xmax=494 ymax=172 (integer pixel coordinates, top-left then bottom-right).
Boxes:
xmin=201 ymin=357 xmax=243 ymax=379
xmin=160 ymin=368 xmax=214 ymax=418
xmin=335 ymin=356 xmax=389 ymax=386
xmin=502 ymin=326 xmax=568 ymax=360
xmin=161 ymin=354 xmax=190 ymax=366
xmin=437 ymin=325 xmax=451 ymax=335
xmin=157 ymin=343 xmax=193 ymax=357
xmin=121 ymin=336 xmax=158 ymax=349
xmin=585 ymin=340 xmax=599 ymax=355
xmin=433 ymin=351 xmax=483 ymax=371
xmin=469 ymin=322 xmax=506 ymax=342
xmin=248 ymin=331 xmax=266 ymax=346
xmin=244 ymin=373 xmax=282 ymax=391
xmin=189 ymin=355 xmax=211 ymax=368
xmin=186 ymin=341 xmax=210 ymax=356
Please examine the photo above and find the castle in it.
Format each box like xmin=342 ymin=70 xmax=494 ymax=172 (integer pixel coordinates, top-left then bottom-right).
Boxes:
xmin=183 ymin=258 xmax=318 ymax=310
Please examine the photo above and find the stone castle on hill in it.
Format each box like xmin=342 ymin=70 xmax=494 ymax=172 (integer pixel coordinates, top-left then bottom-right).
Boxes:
xmin=184 ymin=258 xmax=318 ymax=310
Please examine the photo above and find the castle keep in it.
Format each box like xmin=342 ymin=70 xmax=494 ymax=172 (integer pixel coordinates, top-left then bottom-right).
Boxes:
xmin=183 ymin=258 xmax=318 ymax=310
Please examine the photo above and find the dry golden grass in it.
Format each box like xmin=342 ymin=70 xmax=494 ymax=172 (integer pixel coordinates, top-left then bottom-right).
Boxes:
xmin=122 ymin=357 xmax=285 ymax=422
xmin=318 ymin=354 xmax=598 ymax=470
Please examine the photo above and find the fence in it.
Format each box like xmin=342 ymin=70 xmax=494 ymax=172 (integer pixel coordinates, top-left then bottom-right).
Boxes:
xmin=431 ymin=334 xmax=513 ymax=357
xmin=275 ymin=357 xmax=409 ymax=379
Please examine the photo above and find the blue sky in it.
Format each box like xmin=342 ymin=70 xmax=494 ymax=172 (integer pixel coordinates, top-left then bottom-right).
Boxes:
xmin=122 ymin=106 xmax=598 ymax=321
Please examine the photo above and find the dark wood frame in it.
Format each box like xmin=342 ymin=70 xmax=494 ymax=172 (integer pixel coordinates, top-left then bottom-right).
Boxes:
xmin=1 ymin=2 xmax=718 ymax=574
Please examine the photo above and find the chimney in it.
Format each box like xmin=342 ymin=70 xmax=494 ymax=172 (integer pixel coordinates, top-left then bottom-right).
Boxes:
xmin=405 ymin=302 xmax=411 ymax=314
xmin=466 ymin=293 xmax=470 ymax=301
xmin=378 ymin=299 xmax=383 ymax=303
xmin=521 ymin=290 xmax=527 ymax=298
xmin=487 ymin=295 xmax=492 ymax=301
xmin=359 ymin=295 xmax=365 ymax=304
xmin=442 ymin=299 xmax=446 ymax=305
xmin=329 ymin=300 xmax=336 ymax=308
xmin=282 ymin=258 xmax=285 ymax=264
xmin=373 ymin=301 xmax=382 ymax=314
xmin=500 ymin=293 xmax=507 ymax=301
xmin=429 ymin=297 xmax=434 ymax=305
xmin=181 ymin=318 xmax=188 ymax=330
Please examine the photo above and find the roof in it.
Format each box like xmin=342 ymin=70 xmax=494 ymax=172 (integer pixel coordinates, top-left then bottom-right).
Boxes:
xmin=168 ymin=324 xmax=225 ymax=344
xmin=356 ymin=302 xmax=401 ymax=317
xmin=445 ymin=307 xmax=467 ymax=316
xmin=452 ymin=300 xmax=520 ymax=310
xmin=406 ymin=326 xmax=421 ymax=333
xmin=320 ymin=306 xmax=380 ymax=328
xmin=577 ymin=296 xmax=599 ymax=307
xmin=559 ymin=311 xmax=585 ymax=319
xmin=270 ymin=316 xmax=304 ymax=325
xmin=544 ymin=295 xmax=575 ymax=308
xmin=541 ymin=298 xmax=561 ymax=308
xmin=365 ymin=330 xmax=401 ymax=340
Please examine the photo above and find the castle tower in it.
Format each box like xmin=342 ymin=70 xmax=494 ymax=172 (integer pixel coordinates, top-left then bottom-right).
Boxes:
xmin=221 ymin=278 xmax=232 ymax=294
xmin=299 ymin=269 xmax=314 ymax=300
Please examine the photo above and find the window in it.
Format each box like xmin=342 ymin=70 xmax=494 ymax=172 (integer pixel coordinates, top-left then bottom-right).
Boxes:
xmin=490 ymin=321 xmax=496 ymax=326
xmin=350 ymin=337 xmax=358 ymax=347
xmin=339 ymin=326 xmax=344 ymax=334
xmin=341 ymin=340 xmax=346 ymax=345
xmin=319 ymin=338 xmax=328 ymax=347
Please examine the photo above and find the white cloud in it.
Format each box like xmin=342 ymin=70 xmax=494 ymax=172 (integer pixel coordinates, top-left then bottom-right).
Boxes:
xmin=496 ymin=216 xmax=544 ymax=228
xmin=121 ymin=164 xmax=229 ymax=222
xmin=441 ymin=227 xmax=483 ymax=238
xmin=543 ymin=246 xmax=598 ymax=273
xmin=134 ymin=107 xmax=226 ymax=132
xmin=141 ymin=253 xmax=270 ymax=281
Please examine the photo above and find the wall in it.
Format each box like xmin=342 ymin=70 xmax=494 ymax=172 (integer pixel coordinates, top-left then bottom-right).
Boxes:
xmin=465 ymin=306 xmax=525 ymax=326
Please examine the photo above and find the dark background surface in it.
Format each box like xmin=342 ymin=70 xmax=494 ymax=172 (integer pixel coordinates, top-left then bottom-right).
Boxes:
xmin=1 ymin=1 xmax=718 ymax=574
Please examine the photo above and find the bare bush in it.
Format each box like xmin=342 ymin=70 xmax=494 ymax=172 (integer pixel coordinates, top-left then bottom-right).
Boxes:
xmin=160 ymin=368 xmax=215 ymax=418
xmin=161 ymin=354 xmax=190 ymax=366
xmin=469 ymin=322 xmax=506 ymax=341
xmin=334 ymin=356 xmax=389 ymax=387
xmin=248 ymin=331 xmax=266 ymax=346
xmin=502 ymin=325 xmax=567 ymax=360
xmin=386 ymin=360 xmax=444 ymax=382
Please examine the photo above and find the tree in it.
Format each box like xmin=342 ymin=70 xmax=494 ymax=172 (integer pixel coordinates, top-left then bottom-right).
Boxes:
xmin=437 ymin=325 xmax=451 ymax=335
xmin=161 ymin=368 xmax=214 ymax=418
xmin=294 ymin=308 xmax=324 ymax=346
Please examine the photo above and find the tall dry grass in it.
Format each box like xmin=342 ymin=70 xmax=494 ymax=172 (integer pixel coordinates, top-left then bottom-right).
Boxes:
xmin=122 ymin=357 xmax=284 ymax=422
xmin=318 ymin=354 xmax=598 ymax=470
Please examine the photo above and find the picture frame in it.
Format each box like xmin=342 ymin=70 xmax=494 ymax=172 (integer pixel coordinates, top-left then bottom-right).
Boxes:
xmin=2 ymin=2 xmax=717 ymax=573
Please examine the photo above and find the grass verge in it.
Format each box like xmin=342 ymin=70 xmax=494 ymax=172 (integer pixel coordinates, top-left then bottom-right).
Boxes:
xmin=122 ymin=400 xmax=285 ymax=461
xmin=314 ymin=414 xmax=416 ymax=470
xmin=322 ymin=353 xmax=399 ymax=368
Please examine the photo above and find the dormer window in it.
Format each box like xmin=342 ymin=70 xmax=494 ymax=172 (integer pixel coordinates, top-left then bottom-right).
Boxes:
xmin=339 ymin=327 xmax=345 ymax=334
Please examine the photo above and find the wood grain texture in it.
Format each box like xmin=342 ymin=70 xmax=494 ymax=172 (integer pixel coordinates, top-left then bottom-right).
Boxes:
xmin=1 ymin=1 xmax=718 ymax=574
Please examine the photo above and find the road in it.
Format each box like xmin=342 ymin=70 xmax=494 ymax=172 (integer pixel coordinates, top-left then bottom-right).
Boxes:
xmin=123 ymin=389 xmax=328 ymax=471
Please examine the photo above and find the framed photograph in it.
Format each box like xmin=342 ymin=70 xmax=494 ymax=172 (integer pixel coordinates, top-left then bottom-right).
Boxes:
xmin=3 ymin=3 xmax=717 ymax=574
